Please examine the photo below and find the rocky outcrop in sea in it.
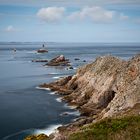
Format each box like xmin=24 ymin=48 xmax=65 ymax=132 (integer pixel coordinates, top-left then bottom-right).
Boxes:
xmin=45 ymin=55 xmax=71 ymax=66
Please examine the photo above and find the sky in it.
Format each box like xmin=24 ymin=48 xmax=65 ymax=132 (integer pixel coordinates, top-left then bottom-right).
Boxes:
xmin=0 ymin=0 xmax=140 ymax=42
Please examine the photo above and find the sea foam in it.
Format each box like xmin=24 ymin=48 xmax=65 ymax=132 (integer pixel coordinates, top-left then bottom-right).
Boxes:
xmin=34 ymin=124 xmax=62 ymax=136
xmin=36 ymin=86 xmax=51 ymax=91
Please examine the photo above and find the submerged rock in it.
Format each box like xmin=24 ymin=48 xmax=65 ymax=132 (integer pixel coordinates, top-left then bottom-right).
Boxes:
xmin=45 ymin=55 xmax=71 ymax=66
xmin=66 ymin=66 xmax=74 ymax=70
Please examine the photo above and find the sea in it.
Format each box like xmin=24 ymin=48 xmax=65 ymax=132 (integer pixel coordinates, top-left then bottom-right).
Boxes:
xmin=0 ymin=42 xmax=140 ymax=140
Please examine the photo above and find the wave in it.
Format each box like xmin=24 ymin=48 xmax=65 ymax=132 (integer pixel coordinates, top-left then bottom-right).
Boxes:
xmin=53 ymin=76 xmax=61 ymax=79
xmin=64 ymin=103 xmax=77 ymax=109
xmin=36 ymin=86 xmax=57 ymax=95
xmin=2 ymin=124 xmax=62 ymax=140
xmin=60 ymin=111 xmax=80 ymax=117
xmin=34 ymin=124 xmax=62 ymax=136
xmin=36 ymin=86 xmax=51 ymax=91
xmin=49 ymin=72 xmax=59 ymax=75
xmin=56 ymin=97 xmax=63 ymax=103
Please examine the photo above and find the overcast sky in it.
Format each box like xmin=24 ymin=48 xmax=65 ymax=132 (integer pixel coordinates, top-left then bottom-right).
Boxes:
xmin=0 ymin=0 xmax=140 ymax=42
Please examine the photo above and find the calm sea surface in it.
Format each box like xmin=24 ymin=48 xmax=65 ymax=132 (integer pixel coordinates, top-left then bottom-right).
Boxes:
xmin=0 ymin=42 xmax=140 ymax=140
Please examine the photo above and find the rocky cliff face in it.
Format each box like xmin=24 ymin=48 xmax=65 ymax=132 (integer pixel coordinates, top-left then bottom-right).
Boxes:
xmin=39 ymin=55 xmax=140 ymax=140
xmin=65 ymin=55 xmax=140 ymax=118
xmin=41 ymin=55 xmax=140 ymax=117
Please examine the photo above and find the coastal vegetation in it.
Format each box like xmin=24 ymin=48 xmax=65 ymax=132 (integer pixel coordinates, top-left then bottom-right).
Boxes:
xmin=69 ymin=115 xmax=140 ymax=140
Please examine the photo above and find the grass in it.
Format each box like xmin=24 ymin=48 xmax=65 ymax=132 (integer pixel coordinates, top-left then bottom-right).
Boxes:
xmin=68 ymin=116 xmax=140 ymax=140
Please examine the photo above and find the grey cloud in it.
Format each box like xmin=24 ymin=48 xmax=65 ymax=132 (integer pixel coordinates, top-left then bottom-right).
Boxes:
xmin=37 ymin=7 xmax=65 ymax=23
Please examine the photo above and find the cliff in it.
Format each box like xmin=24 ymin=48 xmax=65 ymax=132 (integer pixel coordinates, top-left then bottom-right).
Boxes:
xmin=26 ymin=55 xmax=140 ymax=140
xmin=40 ymin=55 xmax=140 ymax=118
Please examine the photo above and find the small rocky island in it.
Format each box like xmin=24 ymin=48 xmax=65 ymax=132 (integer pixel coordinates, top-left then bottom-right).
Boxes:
xmin=25 ymin=54 xmax=140 ymax=140
xmin=45 ymin=55 xmax=71 ymax=66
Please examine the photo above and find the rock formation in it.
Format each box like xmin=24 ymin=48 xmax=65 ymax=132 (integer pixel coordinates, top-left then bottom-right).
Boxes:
xmin=45 ymin=55 xmax=71 ymax=66
xmin=38 ymin=54 xmax=140 ymax=139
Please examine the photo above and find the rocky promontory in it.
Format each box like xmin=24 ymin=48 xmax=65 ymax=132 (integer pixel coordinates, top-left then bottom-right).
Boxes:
xmin=26 ymin=54 xmax=140 ymax=140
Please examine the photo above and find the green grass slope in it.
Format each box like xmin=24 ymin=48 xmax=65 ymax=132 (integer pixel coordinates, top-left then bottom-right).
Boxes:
xmin=69 ymin=116 xmax=140 ymax=140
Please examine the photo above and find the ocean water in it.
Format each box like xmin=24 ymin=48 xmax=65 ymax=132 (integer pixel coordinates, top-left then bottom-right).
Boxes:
xmin=0 ymin=42 xmax=140 ymax=140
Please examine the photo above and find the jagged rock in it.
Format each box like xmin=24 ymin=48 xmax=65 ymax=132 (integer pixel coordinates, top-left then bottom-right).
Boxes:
xmin=45 ymin=55 xmax=71 ymax=66
xmin=37 ymin=49 xmax=48 ymax=53
xmin=53 ymin=55 xmax=140 ymax=118
xmin=39 ymin=76 xmax=73 ymax=95
xmin=32 ymin=59 xmax=48 ymax=62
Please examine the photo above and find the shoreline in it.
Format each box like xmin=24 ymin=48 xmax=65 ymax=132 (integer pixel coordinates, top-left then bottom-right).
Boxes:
xmin=35 ymin=86 xmax=81 ymax=137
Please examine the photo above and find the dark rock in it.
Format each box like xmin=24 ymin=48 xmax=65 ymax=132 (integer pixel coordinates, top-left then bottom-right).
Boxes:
xmin=32 ymin=59 xmax=48 ymax=62
xmin=60 ymin=112 xmax=69 ymax=116
xmin=67 ymin=66 xmax=73 ymax=70
xmin=74 ymin=58 xmax=80 ymax=61
xmin=83 ymin=60 xmax=86 ymax=62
